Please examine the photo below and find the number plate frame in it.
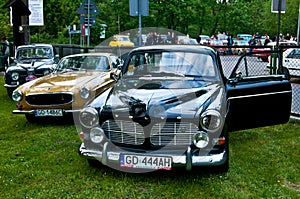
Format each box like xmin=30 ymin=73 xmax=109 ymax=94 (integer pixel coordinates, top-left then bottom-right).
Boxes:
xmin=120 ymin=154 xmax=172 ymax=170
xmin=34 ymin=109 xmax=63 ymax=117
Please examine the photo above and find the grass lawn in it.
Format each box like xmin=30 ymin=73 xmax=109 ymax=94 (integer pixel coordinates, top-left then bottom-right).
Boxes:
xmin=0 ymin=76 xmax=299 ymax=198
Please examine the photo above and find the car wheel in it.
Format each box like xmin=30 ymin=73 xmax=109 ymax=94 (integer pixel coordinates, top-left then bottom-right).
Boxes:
xmin=214 ymin=151 xmax=229 ymax=173
xmin=6 ymin=88 xmax=14 ymax=99
xmin=87 ymin=159 xmax=102 ymax=168
xmin=214 ymin=135 xmax=229 ymax=173
xmin=25 ymin=114 xmax=37 ymax=123
xmin=261 ymin=57 xmax=268 ymax=62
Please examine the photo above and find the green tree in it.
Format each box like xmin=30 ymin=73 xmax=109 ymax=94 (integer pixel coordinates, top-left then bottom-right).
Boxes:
xmin=0 ymin=0 xmax=299 ymax=46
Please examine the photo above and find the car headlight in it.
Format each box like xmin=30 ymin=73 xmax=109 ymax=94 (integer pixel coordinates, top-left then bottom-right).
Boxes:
xmin=80 ymin=87 xmax=90 ymax=99
xmin=90 ymin=127 xmax=105 ymax=143
xmin=12 ymin=90 xmax=23 ymax=101
xmin=193 ymin=131 xmax=209 ymax=148
xmin=43 ymin=69 xmax=50 ymax=75
xmin=200 ymin=110 xmax=223 ymax=133
xmin=11 ymin=72 xmax=19 ymax=81
xmin=79 ymin=107 xmax=99 ymax=128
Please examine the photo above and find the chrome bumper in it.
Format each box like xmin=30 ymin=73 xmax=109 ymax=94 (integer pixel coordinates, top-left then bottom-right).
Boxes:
xmin=4 ymin=83 xmax=19 ymax=88
xmin=79 ymin=142 xmax=228 ymax=171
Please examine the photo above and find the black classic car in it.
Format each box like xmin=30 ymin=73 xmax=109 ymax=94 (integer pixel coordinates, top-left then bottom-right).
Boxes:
xmin=4 ymin=44 xmax=59 ymax=97
xmin=78 ymin=45 xmax=292 ymax=173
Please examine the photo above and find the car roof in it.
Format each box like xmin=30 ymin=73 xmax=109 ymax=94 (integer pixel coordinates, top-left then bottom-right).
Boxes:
xmin=62 ymin=52 xmax=116 ymax=59
xmin=17 ymin=44 xmax=53 ymax=48
xmin=129 ymin=45 xmax=216 ymax=54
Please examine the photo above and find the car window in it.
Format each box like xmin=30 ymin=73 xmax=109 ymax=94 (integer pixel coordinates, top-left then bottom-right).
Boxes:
xmin=287 ymin=49 xmax=300 ymax=59
xmin=229 ymin=54 xmax=273 ymax=78
xmin=16 ymin=47 xmax=53 ymax=60
xmin=57 ymin=55 xmax=110 ymax=71
xmin=125 ymin=51 xmax=218 ymax=79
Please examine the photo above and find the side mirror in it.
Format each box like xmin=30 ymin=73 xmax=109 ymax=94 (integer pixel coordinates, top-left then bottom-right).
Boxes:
xmin=110 ymin=69 xmax=121 ymax=82
xmin=228 ymin=70 xmax=243 ymax=85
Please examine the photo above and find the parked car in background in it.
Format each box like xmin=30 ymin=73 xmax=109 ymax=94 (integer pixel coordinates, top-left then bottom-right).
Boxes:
xmin=11 ymin=53 xmax=122 ymax=122
xmin=208 ymin=39 xmax=227 ymax=55
xmin=78 ymin=45 xmax=291 ymax=173
xmin=283 ymin=48 xmax=300 ymax=77
xmin=178 ymin=37 xmax=198 ymax=45
xmin=4 ymin=44 xmax=59 ymax=98
xmin=252 ymin=41 xmax=297 ymax=62
xmin=199 ymin=35 xmax=211 ymax=45
xmin=268 ymin=48 xmax=300 ymax=77
xmin=109 ymin=35 xmax=134 ymax=47
xmin=236 ymin=34 xmax=252 ymax=43
xmin=232 ymin=39 xmax=249 ymax=55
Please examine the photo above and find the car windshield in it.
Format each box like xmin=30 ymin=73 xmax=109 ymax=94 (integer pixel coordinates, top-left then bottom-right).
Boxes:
xmin=16 ymin=46 xmax=53 ymax=60
xmin=122 ymin=51 xmax=219 ymax=89
xmin=117 ymin=36 xmax=129 ymax=41
xmin=56 ymin=55 xmax=110 ymax=71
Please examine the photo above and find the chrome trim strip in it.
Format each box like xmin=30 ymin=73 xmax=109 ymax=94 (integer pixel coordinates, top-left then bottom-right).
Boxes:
xmin=228 ymin=90 xmax=291 ymax=100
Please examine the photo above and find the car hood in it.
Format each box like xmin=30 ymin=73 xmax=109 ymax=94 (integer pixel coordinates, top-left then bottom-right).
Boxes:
xmin=92 ymin=81 xmax=225 ymax=119
xmin=19 ymin=71 xmax=111 ymax=94
xmin=16 ymin=59 xmax=55 ymax=68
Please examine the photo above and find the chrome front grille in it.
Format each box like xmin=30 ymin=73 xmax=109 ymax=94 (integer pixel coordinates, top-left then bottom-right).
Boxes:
xmin=101 ymin=120 xmax=198 ymax=147
xmin=150 ymin=122 xmax=198 ymax=146
xmin=102 ymin=120 xmax=145 ymax=145
xmin=26 ymin=93 xmax=73 ymax=106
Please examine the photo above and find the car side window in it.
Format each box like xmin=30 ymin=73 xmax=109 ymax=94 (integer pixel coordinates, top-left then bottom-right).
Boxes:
xmin=231 ymin=55 xmax=270 ymax=78
xmin=287 ymin=49 xmax=300 ymax=59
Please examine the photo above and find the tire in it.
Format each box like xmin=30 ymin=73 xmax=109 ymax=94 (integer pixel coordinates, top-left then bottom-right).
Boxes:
xmin=87 ymin=159 xmax=102 ymax=168
xmin=25 ymin=114 xmax=37 ymax=123
xmin=214 ymin=151 xmax=229 ymax=173
xmin=214 ymin=135 xmax=229 ymax=173
xmin=6 ymin=88 xmax=14 ymax=99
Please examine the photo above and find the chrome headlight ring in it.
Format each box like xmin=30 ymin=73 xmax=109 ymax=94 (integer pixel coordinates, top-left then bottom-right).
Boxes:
xmin=12 ymin=90 xmax=23 ymax=102
xmin=80 ymin=87 xmax=90 ymax=99
xmin=79 ymin=107 xmax=99 ymax=128
xmin=90 ymin=127 xmax=105 ymax=143
xmin=11 ymin=72 xmax=19 ymax=81
xmin=200 ymin=110 xmax=223 ymax=133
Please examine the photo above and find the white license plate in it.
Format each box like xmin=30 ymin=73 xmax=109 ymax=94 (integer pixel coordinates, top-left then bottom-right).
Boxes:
xmin=34 ymin=109 xmax=63 ymax=117
xmin=120 ymin=154 xmax=172 ymax=170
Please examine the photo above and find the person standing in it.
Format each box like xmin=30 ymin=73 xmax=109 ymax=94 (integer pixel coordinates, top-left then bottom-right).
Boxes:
xmin=196 ymin=33 xmax=201 ymax=44
xmin=226 ymin=33 xmax=233 ymax=55
xmin=1 ymin=36 xmax=10 ymax=69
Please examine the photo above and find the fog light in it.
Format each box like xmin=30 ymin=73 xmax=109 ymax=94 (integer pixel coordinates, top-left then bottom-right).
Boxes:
xmin=193 ymin=131 xmax=209 ymax=148
xmin=90 ymin=127 xmax=105 ymax=143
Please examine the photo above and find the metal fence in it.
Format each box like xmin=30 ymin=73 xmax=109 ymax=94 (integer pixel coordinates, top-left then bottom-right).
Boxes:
xmin=53 ymin=44 xmax=300 ymax=117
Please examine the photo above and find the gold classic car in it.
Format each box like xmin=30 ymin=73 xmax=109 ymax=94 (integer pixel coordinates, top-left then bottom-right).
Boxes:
xmin=11 ymin=52 xmax=122 ymax=122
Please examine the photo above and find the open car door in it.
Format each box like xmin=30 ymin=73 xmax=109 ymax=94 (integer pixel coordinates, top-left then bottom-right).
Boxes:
xmin=225 ymin=53 xmax=292 ymax=132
